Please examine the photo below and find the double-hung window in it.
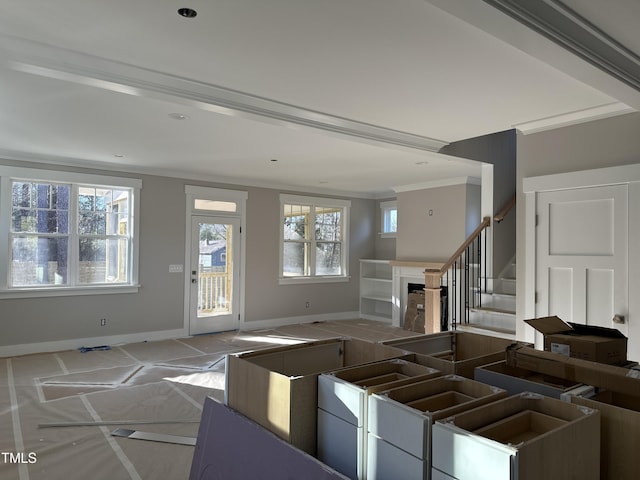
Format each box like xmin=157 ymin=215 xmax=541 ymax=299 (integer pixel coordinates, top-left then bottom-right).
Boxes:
xmin=280 ymin=194 xmax=350 ymax=284
xmin=380 ymin=200 xmax=397 ymax=237
xmin=0 ymin=166 xmax=141 ymax=297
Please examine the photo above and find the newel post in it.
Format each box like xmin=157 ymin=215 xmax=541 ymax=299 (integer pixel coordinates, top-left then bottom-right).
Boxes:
xmin=424 ymin=269 xmax=441 ymax=334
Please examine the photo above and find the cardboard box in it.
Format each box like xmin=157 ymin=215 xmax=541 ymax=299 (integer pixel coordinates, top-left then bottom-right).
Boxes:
xmin=432 ymin=392 xmax=600 ymax=480
xmin=404 ymin=291 xmax=426 ymax=333
xmin=225 ymin=337 xmax=409 ymax=455
xmin=506 ymin=345 xmax=640 ymax=396
xmin=567 ymin=389 xmax=640 ymax=480
xmin=367 ymin=375 xmax=507 ymax=480
xmin=474 ymin=360 xmax=584 ymax=399
xmin=317 ymin=359 xmax=441 ymax=479
xmin=525 ymin=316 xmax=627 ymax=364
xmin=384 ymin=331 xmax=524 ymax=379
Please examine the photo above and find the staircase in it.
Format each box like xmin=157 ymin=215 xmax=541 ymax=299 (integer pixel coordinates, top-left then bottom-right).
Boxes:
xmin=457 ymin=259 xmax=516 ymax=340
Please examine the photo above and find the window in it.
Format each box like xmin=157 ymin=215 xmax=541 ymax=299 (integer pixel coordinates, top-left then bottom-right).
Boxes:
xmin=0 ymin=166 xmax=141 ymax=297
xmin=380 ymin=200 xmax=397 ymax=237
xmin=280 ymin=194 xmax=350 ymax=284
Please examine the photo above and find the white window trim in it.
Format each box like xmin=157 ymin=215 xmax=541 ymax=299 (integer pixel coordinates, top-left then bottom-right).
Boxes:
xmin=380 ymin=200 xmax=397 ymax=238
xmin=279 ymin=194 xmax=351 ymax=285
xmin=0 ymin=165 xmax=141 ymax=299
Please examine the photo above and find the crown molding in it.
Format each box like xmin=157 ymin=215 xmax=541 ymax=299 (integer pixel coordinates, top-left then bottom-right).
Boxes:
xmin=393 ymin=176 xmax=481 ymax=193
xmin=514 ymin=101 xmax=635 ymax=134
xmin=0 ymin=149 xmax=385 ymax=199
xmin=482 ymin=0 xmax=640 ymax=93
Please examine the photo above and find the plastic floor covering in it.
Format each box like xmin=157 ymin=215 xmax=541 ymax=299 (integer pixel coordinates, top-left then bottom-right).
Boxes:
xmin=0 ymin=319 xmax=420 ymax=480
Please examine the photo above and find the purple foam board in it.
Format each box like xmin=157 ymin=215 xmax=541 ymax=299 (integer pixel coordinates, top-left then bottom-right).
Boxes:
xmin=190 ymin=397 xmax=349 ymax=480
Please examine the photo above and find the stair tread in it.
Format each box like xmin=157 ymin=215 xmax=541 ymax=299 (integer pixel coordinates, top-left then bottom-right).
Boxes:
xmin=471 ymin=306 xmax=515 ymax=315
xmin=456 ymin=323 xmax=516 ymax=335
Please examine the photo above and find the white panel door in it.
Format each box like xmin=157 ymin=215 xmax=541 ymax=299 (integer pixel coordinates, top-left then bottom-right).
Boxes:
xmin=536 ymin=185 xmax=628 ymax=338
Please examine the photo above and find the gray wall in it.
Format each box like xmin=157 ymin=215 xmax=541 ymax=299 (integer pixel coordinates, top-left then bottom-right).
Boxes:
xmin=0 ymin=159 xmax=376 ymax=348
xmin=440 ymin=130 xmax=517 ymax=275
xmin=396 ymin=183 xmax=476 ymax=262
xmin=516 ymin=111 xmax=640 ymax=326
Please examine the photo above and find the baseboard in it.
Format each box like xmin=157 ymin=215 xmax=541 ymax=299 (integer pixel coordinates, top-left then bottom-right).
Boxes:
xmin=0 ymin=312 xmax=362 ymax=358
xmin=240 ymin=311 xmax=360 ymax=332
xmin=0 ymin=328 xmax=188 ymax=358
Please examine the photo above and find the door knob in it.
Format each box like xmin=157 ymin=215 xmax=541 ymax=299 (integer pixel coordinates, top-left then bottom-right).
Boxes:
xmin=613 ymin=314 xmax=625 ymax=324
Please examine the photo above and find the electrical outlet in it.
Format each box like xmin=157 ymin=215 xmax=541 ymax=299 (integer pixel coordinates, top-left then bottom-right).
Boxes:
xmin=305 ymin=301 xmax=310 ymax=308
xmin=100 ymin=318 xmax=107 ymax=326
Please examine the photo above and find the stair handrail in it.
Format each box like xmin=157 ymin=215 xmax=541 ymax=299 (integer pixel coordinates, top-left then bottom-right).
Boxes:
xmin=420 ymin=195 xmax=516 ymax=334
xmin=439 ymin=216 xmax=491 ymax=276
xmin=493 ymin=195 xmax=516 ymax=223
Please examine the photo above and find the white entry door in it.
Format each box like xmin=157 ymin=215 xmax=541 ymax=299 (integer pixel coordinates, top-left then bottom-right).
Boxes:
xmin=536 ymin=184 xmax=628 ymax=338
xmin=189 ymin=215 xmax=241 ymax=335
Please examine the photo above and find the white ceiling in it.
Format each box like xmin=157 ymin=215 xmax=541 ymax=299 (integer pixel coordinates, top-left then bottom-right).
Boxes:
xmin=0 ymin=0 xmax=638 ymax=197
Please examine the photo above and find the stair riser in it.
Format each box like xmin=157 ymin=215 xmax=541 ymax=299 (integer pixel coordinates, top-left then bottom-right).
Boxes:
xmin=496 ymin=278 xmax=516 ymax=295
xmin=468 ymin=310 xmax=516 ymax=331
xmin=479 ymin=293 xmax=516 ymax=312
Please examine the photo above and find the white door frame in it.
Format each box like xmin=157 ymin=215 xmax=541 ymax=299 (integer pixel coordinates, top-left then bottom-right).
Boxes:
xmin=522 ymin=163 xmax=640 ymax=355
xmin=184 ymin=186 xmax=248 ymax=335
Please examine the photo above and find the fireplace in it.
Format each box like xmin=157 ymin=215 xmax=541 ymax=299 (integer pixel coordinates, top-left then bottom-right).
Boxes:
xmin=390 ymin=261 xmax=448 ymax=330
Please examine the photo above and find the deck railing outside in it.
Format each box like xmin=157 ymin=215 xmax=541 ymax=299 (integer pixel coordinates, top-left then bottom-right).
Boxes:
xmin=198 ymin=270 xmax=231 ymax=314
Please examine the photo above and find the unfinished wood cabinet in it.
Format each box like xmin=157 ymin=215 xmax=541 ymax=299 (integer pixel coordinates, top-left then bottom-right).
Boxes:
xmin=432 ymin=392 xmax=600 ymax=480
xmin=569 ymin=390 xmax=640 ymax=480
xmin=225 ymin=338 xmax=409 ymax=455
xmin=384 ymin=331 xmax=524 ymax=379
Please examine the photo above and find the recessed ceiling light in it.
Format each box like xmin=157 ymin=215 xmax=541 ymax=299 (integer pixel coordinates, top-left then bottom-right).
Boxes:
xmin=168 ymin=113 xmax=189 ymax=120
xmin=178 ymin=8 xmax=197 ymax=18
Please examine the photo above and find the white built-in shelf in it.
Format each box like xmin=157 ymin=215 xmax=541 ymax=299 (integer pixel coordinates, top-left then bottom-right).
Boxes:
xmin=359 ymin=259 xmax=393 ymax=323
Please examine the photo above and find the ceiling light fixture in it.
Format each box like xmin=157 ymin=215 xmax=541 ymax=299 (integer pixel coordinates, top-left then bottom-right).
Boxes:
xmin=168 ymin=113 xmax=189 ymax=120
xmin=178 ymin=8 xmax=197 ymax=18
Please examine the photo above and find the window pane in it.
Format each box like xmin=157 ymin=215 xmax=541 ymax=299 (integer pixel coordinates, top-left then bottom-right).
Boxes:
xmin=79 ymin=212 xmax=107 ymax=234
xmin=315 ymin=207 xmax=342 ymax=241
xmin=194 ymin=199 xmax=237 ymax=212
xmin=384 ymin=208 xmax=397 ymax=233
xmin=79 ymin=238 xmax=129 ymax=284
xmin=12 ymin=182 xmax=32 ymax=208
xmin=79 ymin=187 xmax=96 ymax=211
xmin=11 ymin=236 xmax=69 ymax=286
xmin=283 ymin=241 xmax=308 ymax=276
xmin=12 ymin=182 xmax=70 ymax=234
xmin=284 ymin=204 xmax=309 ymax=240
xmin=106 ymin=212 xmax=128 ymax=235
xmin=316 ymin=242 xmax=342 ymax=275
